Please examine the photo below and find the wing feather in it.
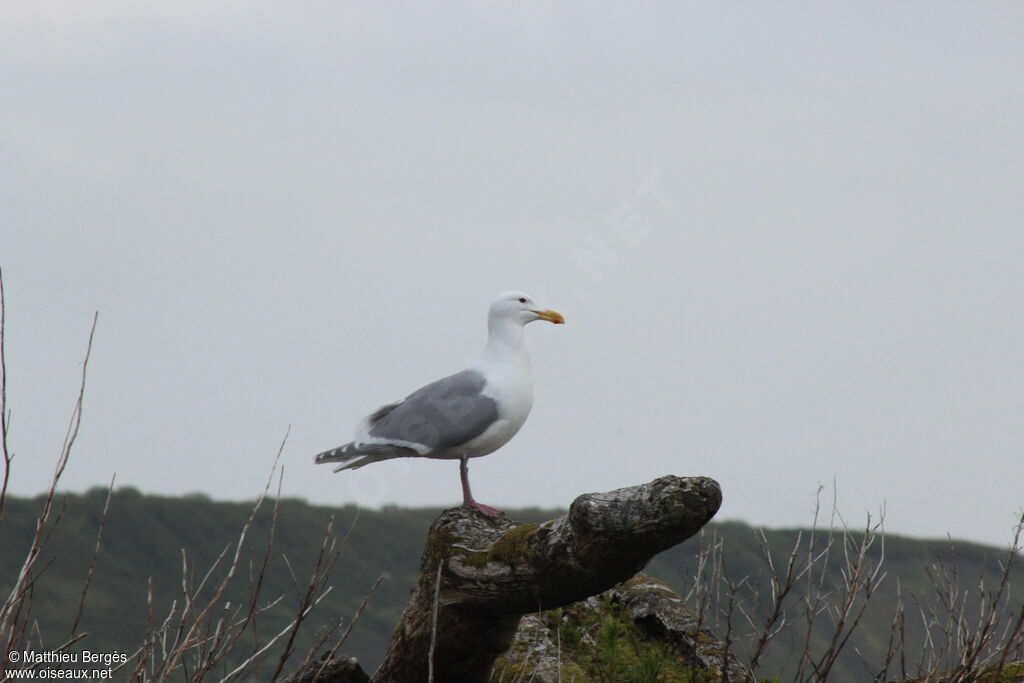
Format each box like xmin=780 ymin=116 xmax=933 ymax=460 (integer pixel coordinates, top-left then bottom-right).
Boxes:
xmin=361 ymin=369 xmax=498 ymax=452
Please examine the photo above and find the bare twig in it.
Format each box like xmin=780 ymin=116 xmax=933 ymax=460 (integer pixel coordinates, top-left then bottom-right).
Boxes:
xmin=220 ymin=588 xmax=334 ymax=682
xmin=428 ymin=560 xmax=443 ymax=683
xmin=1 ymin=310 xmax=97 ymax=667
xmin=70 ymin=474 xmax=116 ymax=637
xmin=267 ymin=513 xmax=341 ymax=682
xmin=155 ymin=427 xmax=292 ymax=680
xmin=0 ymin=268 xmax=10 ymax=528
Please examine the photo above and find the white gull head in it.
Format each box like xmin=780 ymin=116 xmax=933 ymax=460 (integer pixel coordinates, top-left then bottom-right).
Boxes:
xmin=487 ymin=290 xmax=565 ymax=330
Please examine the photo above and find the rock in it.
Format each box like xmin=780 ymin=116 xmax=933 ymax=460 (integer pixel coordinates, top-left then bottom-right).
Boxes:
xmin=286 ymin=655 xmax=370 ymax=683
xmin=492 ymin=573 xmax=754 ymax=682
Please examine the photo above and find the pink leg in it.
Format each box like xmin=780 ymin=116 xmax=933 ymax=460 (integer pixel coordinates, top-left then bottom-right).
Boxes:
xmin=460 ymin=456 xmax=502 ymax=517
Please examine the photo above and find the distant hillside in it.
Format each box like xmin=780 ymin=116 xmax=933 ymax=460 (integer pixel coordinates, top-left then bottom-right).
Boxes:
xmin=1 ymin=489 xmax=1020 ymax=680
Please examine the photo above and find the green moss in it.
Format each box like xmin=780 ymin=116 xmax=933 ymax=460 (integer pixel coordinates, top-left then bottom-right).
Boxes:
xmin=897 ymin=661 xmax=1024 ymax=682
xmin=693 ymin=630 xmax=717 ymax=645
xmin=582 ymin=613 xmax=707 ymax=682
xmin=494 ymin=589 xmax=729 ymax=682
xmin=971 ymin=661 xmax=1024 ymax=683
xmin=489 ymin=523 xmax=540 ymax=564
xmin=421 ymin=526 xmax=457 ymax=580
xmin=456 ymin=523 xmax=541 ymax=569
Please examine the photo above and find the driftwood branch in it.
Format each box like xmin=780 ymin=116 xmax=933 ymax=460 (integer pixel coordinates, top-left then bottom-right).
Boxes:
xmin=372 ymin=474 xmax=722 ymax=683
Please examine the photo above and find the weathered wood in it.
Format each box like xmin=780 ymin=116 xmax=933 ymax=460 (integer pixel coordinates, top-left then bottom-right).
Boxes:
xmin=373 ymin=475 xmax=722 ymax=683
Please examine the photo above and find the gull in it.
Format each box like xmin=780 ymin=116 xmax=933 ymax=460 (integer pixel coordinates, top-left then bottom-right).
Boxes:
xmin=314 ymin=291 xmax=564 ymax=516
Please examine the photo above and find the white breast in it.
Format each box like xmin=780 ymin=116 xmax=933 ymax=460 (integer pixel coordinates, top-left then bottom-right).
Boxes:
xmin=459 ymin=362 xmax=534 ymax=458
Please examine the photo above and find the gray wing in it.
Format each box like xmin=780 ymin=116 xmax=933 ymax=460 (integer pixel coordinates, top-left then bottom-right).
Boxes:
xmin=364 ymin=369 xmax=498 ymax=452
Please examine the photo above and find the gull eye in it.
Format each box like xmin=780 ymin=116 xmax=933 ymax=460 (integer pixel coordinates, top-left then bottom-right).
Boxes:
xmin=518 ymin=297 xmax=526 ymax=303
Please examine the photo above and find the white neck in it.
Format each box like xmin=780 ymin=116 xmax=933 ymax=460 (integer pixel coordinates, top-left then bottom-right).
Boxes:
xmin=478 ymin=316 xmax=530 ymax=367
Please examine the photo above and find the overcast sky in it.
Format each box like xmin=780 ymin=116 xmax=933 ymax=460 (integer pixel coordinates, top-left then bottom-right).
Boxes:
xmin=2 ymin=2 xmax=1022 ymax=546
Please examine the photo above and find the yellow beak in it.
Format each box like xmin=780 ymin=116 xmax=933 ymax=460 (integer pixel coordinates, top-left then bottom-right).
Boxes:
xmin=533 ymin=309 xmax=565 ymax=324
